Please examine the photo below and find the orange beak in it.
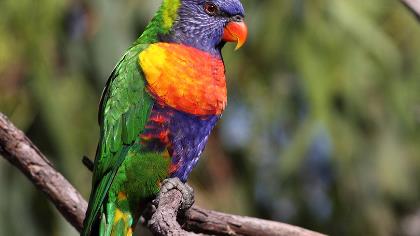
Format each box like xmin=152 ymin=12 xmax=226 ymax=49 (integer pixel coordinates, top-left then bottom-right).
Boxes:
xmin=222 ymin=20 xmax=248 ymax=50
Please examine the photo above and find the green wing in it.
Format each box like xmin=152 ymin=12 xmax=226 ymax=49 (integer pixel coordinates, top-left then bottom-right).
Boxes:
xmin=82 ymin=44 xmax=153 ymax=236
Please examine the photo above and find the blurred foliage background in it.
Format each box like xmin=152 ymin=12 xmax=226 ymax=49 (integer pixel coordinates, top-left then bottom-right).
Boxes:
xmin=1 ymin=0 xmax=420 ymax=235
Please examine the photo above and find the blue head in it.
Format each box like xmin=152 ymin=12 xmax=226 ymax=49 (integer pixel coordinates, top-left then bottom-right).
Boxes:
xmin=160 ymin=0 xmax=248 ymax=56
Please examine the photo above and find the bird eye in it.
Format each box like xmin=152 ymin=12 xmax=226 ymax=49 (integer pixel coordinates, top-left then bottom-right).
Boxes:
xmin=204 ymin=2 xmax=218 ymax=16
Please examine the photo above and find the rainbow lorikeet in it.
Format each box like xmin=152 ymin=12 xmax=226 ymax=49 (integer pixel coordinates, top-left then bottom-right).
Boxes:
xmin=81 ymin=0 xmax=247 ymax=235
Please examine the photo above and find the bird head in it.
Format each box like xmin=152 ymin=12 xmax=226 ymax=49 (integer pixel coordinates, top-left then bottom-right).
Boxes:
xmin=157 ymin=0 xmax=248 ymax=56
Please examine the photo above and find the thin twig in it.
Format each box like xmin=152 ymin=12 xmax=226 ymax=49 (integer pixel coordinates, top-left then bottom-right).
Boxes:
xmin=0 ymin=112 xmax=325 ymax=236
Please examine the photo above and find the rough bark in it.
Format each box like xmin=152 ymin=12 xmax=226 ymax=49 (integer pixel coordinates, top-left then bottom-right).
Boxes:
xmin=147 ymin=188 xmax=199 ymax=236
xmin=183 ymin=208 xmax=324 ymax=236
xmin=0 ymin=113 xmax=87 ymax=232
xmin=0 ymin=112 xmax=325 ymax=236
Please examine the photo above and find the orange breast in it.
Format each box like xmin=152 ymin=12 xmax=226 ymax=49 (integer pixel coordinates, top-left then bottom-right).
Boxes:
xmin=139 ymin=43 xmax=227 ymax=116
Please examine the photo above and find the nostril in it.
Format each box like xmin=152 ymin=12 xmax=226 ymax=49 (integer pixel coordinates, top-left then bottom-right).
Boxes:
xmin=231 ymin=15 xmax=243 ymax=22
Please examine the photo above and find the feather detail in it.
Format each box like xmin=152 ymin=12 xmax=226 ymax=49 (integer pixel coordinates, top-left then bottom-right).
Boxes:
xmin=139 ymin=43 xmax=227 ymax=116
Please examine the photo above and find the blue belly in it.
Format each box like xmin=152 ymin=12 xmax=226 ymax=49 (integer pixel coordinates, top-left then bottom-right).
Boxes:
xmin=141 ymin=103 xmax=220 ymax=182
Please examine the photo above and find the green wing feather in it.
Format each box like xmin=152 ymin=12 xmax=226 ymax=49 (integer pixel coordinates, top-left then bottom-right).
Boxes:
xmin=81 ymin=44 xmax=153 ymax=236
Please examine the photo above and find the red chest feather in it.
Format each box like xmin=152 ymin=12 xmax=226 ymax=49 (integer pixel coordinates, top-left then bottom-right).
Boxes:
xmin=139 ymin=43 xmax=227 ymax=115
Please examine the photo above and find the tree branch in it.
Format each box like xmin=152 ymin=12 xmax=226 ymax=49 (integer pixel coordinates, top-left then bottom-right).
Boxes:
xmin=401 ymin=0 xmax=420 ymax=20
xmin=0 ymin=112 xmax=325 ymax=236
xmin=183 ymin=207 xmax=323 ymax=236
xmin=0 ymin=113 xmax=87 ymax=232
xmin=146 ymin=185 xmax=199 ymax=236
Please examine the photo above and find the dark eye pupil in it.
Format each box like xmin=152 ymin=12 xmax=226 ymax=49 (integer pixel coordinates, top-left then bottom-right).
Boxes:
xmin=205 ymin=3 xmax=217 ymax=15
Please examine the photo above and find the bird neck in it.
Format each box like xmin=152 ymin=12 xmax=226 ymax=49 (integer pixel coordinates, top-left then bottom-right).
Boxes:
xmin=134 ymin=0 xmax=181 ymax=44
xmin=133 ymin=0 xmax=223 ymax=58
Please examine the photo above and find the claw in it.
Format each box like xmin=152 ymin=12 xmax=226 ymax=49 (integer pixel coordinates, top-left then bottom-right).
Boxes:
xmin=160 ymin=178 xmax=195 ymax=211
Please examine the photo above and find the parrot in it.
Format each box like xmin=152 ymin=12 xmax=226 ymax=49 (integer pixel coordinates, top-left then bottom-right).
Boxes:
xmin=81 ymin=0 xmax=247 ymax=235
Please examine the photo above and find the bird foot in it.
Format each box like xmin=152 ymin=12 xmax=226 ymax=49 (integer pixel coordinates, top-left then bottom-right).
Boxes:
xmin=158 ymin=177 xmax=195 ymax=211
xmin=148 ymin=178 xmax=198 ymax=235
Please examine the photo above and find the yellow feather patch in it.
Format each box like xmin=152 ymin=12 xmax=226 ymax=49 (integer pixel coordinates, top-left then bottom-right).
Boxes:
xmin=113 ymin=208 xmax=124 ymax=224
xmin=161 ymin=0 xmax=181 ymax=31
xmin=112 ymin=208 xmax=131 ymax=227
xmin=127 ymin=228 xmax=133 ymax=236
